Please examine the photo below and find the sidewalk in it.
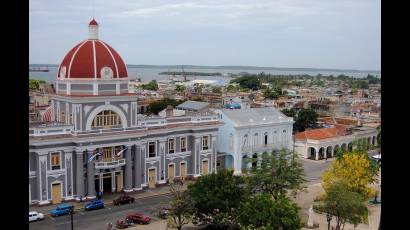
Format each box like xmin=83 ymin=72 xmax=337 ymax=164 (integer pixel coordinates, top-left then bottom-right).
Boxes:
xmin=30 ymin=183 xmax=189 ymax=215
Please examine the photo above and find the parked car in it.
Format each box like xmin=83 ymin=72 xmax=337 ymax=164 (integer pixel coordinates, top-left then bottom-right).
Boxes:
xmin=372 ymin=154 xmax=381 ymax=164
xmin=29 ymin=211 xmax=44 ymax=222
xmin=116 ymin=219 xmax=131 ymax=229
xmin=49 ymin=204 xmax=74 ymax=217
xmin=126 ymin=212 xmax=151 ymax=224
xmin=84 ymin=199 xmax=104 ymax=211
xmin=113 ymin=195 xmax=135 ymax=206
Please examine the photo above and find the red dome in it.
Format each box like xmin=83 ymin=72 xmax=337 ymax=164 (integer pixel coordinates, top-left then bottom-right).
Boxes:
xmin=57 ymin=40 xmax=128 ymax=79
xmin=89 ymin=19 xmax=98 ymax=26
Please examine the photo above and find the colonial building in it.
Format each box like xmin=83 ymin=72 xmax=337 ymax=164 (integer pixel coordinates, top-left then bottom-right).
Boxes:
xmin=294 ymin=125 xmax=378 ymax=160
xmin=215 ymin=107 xmax=294 ymax=174
xmin=29 ymin=19 xmax=221 ymax=205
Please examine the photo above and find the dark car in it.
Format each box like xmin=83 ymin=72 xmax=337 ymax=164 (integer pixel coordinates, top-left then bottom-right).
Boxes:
xmin=84 ymin=199 xmax=104 ymax=211
xmin=49 ymin=204 xmax=74 ymax=217
xmin=113 ymin=195 xmax=135 ymax=205
xmin=126 ymin=212 xmax=151 ymax=224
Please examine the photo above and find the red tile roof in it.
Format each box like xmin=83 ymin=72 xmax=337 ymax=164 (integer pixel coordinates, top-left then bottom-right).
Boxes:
xmin=295 ymin=125 xmax=348 ymax=141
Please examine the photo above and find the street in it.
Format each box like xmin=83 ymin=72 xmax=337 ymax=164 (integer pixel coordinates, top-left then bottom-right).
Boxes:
xmin=29 ymin=158 xmax=336 ymax=230
xmin=29 ymin=194 xmax=171 ymax=230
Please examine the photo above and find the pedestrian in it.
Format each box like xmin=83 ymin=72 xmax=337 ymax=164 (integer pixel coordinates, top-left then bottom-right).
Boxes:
xmin=79 ymin=195 xmax=83 ymax=202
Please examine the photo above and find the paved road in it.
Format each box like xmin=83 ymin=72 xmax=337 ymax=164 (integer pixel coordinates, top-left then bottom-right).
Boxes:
xmin=29 ymin=194 xmax=172 ymax=230
xmin=298 ymin=158 xmax=332 ymax=185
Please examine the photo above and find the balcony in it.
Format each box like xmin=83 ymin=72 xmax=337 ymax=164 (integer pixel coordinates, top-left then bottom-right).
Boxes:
xmin=95 ymin=158 xmax=126 ymax=169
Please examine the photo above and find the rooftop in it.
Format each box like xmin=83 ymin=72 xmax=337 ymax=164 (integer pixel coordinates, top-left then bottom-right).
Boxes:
xmin=221 ymin=107 xmax=293 ymax=127
xmin=176 ymin=100 xmax=209 ymax=111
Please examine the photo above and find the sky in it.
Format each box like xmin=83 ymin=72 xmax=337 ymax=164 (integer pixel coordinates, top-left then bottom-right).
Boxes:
xmin=29 ymin=0 xmax=381 ymax=70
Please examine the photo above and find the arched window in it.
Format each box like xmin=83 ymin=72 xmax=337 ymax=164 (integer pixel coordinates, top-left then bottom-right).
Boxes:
xmin=60 ymin=111 xmax=65 ymax=123
xmin=254 ymin=133 xmax=258 ymax=146
xmin=92 ymin=110 xmax=121 ymax=128
xmin=242 ymin=134 xmax=248 ymax=150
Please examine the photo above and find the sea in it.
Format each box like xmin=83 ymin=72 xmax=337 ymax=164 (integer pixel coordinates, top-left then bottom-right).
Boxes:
xmin=29 ymin=65 xmax=381 ymax=85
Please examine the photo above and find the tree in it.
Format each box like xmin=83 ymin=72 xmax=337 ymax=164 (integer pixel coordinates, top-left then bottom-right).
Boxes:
xmin=236 ymin=194 xmax=302 ymax=230
xmin=294 ymin=108 xmax=318 ymax=132
xmin=226 ymin=84 xmax=237 ymax=93
xmin=29 ymin=79 xmax=40 ymax=91
xmin=281 ymin=108 xmax=296 ymax=118
xmin=211 ymin=86 xmax=222 ymax=94
xmin=230 ymin=76 xmax=262 ymax=90
xmin=147 ymin=98 xmax=184 ymax=115
xmin=142 ymin=80 xmax=158 ymax=91
xmin=314 ymin=182 xmax=368 ymax=230
xmin=243 ymin=149 xmax=306 ymax=200
xmin=175 ymin=84 xmax=186 ymax=93
xmin=188 ymin=169 xmax=248 ymax=226
xmin=322 ymin=152 xmax=378 ymax=199
xmin=166 ymin=182 xmax=193 ymax=230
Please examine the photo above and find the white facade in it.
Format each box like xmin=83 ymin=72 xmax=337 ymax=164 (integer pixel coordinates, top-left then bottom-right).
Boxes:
xmin=216 ymin=107 xmax=294 ymax=174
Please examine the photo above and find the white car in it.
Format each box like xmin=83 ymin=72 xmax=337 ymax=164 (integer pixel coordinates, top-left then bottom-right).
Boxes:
xmin=29 ymin=211 xmax=44 ymax=222
xmin=372 ymin=154 xmax=381 ymax=163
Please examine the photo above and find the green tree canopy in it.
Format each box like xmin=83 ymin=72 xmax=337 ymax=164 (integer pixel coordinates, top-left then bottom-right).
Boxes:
xmin=281 ymin=108 xmax=296 ymax=118
xmin=142 ymin=80 xmax=158 ymax=91
xmin=188 ymin=169 xmax=248 ymax=226
xmin=243 ymin=149 xmax=306 ymax=200
xmin=166 ymin=182 xmax=193 ymax=230
xmin=294 ymin=108 xmax=318 ymax=132
xmin=175 ymin=85 xmax=186 ymax=93
xmin=314 ymin=182 xmax=368 ymax=230
xmin=230 ymin=76 xmax=262 ymax=90
xmin=29 ymin=78 xmax=44 ymax=91
xmin=147 ymin=98 xmax=185 ymax=115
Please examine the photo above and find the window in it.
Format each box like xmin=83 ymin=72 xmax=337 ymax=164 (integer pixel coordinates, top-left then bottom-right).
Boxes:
xmin=229 ymin=134 xmax=233 ymax=149
xmin=168 ymin=139 xmax=175 ymax=154
xmin=283 ymin=129 xmax=286 ymax=133
xmin=202 ymin=136 xmax=209 ymax=150
xmin=148 ymin=142 xmax=156 ymax=158
xmin=180 ymin=137 xmax=187 ymax=152
xmin=60 ymin=112 xmax=65 ymax=123
xmin=254 ymin=133 xmax=258 ymax=146
xmin=69 ymin=113 xmax=73 ymax=124
xmin=102 ymin=147 xmax=112 ymax=162
xmin=51 ymin=152 xmax=60 ymax=170
xmin=242 ymin=134 xmax=249 ymax=150
xmin=114 ymin=146 xmax=122 ymax=160
xmin=92 ymin=110 xmax=121 ymax=128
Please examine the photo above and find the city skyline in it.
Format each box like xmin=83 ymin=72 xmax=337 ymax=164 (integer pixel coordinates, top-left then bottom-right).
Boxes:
xmin=30 ymin=0 xmax=381 ymax=71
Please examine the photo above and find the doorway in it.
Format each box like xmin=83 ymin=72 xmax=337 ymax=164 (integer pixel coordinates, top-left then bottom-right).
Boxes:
xmin=180 ymin=162 xmax=186 ymax=180
xmin=115 ymin=172 xmax=123 ymax=192
xmin=102 ymin=173 xmax=112 ymax=193
xmin=52 ymin=183 xmax=62 ymax=204
xmin=202 ymin=160 xmax=209 ymax=175
xmin=168 ymin=164 xmax=175 ymax=182
xmin=148 ymin=168 xmax=156 ymax=188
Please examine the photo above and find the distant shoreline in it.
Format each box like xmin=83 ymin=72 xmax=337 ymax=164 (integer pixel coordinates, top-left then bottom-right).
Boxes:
xmin=29 ymin=64 xmax=381 ymax=74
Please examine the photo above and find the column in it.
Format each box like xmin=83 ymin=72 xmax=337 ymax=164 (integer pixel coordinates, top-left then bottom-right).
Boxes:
xmin=76 ymin=152 xmax=85 ymax=198
xmin=124 ymin=145 xmax=133 ymax=191
xmin=212 ymin=134 xmax=217 ymax=173
xmin=159 ymin=139 xmax=166 ymax=183
xmin=37 ymin=152 xmax=49 ymax=205
xmin=233 ymin=154 xmax=242 ymax=175
xmin=194 ymin=136 xmax=201 ymax=176
xmin=86 ymin=151 xmax=96 ymax=198
xmin=315 ymin=148 xmax=319 ymax=161
xmin=134 ymin=145 xmax=142 ymax=190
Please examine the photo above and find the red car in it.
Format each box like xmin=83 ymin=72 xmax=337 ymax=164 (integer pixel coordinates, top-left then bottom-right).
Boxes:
xmin=113 ymin=195 xmax=135 ymax=206
xmin=126 ymin=212 xmax=151 ymax=224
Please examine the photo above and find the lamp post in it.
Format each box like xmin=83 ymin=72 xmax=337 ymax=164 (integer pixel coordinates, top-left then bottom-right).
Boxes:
xmin=70 ymin=208 xmax=74 ymax=230
xmin=326 ymin=213 xmax=332 ymax=230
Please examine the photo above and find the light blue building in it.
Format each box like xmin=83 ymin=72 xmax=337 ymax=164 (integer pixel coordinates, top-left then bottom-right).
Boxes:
xmin=215 ymin=107 xmax=294 ymax=174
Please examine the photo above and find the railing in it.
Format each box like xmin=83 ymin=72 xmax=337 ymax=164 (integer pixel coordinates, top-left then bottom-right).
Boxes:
xmin=95 ymin=158 xmax=126 ymax=169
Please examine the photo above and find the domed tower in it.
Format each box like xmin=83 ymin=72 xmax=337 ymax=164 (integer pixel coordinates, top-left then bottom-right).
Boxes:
xmin=50 ymin=19 xmax=138 ymax=131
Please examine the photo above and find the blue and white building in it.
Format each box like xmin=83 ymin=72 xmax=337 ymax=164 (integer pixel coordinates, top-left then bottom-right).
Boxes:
xmin=215 ymin=107 xmax=294 ymax=174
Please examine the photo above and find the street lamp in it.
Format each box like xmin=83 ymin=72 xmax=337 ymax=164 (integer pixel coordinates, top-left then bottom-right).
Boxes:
xmin=326 ymin=213 xmax=332 ymax=230
xmin=69 ymin=208 xmax=74 ymax=230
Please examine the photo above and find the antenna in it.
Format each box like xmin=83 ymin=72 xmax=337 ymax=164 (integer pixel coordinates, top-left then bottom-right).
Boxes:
xmin=92 ymin=0 xmax=95 ymax=18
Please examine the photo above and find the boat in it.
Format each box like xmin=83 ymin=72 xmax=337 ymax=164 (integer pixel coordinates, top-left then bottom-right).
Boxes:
xmin=29 ymin=66 xmax=50 ymax=72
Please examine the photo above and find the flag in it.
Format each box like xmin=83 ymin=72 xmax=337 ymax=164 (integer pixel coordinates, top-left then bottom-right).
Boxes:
xmin=116 ymin=147 xmax=128 ymax=157
xmin=88 ymin=149 xmax=103 ymax=163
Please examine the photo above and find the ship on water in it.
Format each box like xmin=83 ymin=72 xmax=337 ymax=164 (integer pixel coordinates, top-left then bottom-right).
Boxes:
xmin=29 ymin=66 xmax=50 ymax=72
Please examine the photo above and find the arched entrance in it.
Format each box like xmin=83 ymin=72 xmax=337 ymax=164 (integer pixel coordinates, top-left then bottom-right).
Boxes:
xmin=372 ymin=136 xmax=376 ymax=145
xmin=318 ymin=147 xmax=325 ymax=160
xmin=252 ymin=153 xmax=258 ymax=169
xmin=224 ymin=155 xmax=234 ymax=170
xmin=326 ymin=146 xmax=332 ymax=158
xmin=308 ymin=147 xmax=316 ymax=160
xmin=341 ymin=143 xmax=347 ymax=152
xmin=348 ymin=142 xmax=353 ymax=152
xmin=334 ymin=145 xmax=340 ymax=156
